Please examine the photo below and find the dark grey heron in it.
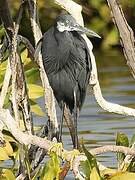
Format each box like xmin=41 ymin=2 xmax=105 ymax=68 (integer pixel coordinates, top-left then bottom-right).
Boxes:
xmin=41 ymin=14 xmax=100 ymax=149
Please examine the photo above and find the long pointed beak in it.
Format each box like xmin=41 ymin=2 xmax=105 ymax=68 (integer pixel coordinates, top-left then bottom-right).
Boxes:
xmin=71 ymin=24 xmax=101 ymax=38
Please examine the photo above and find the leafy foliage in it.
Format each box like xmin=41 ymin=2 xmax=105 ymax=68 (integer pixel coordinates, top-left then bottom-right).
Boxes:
xmin=40 ymin=152 xmax=61 ymax=180
xmin=80 ymin=143 xmax=101 ymax=179
xmin=116 ymin=132 xmax=129 ymax=168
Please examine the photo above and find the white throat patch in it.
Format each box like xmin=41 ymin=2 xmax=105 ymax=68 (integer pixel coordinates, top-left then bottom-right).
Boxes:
xmin=57 ymin=22 xmax=70 ymax=32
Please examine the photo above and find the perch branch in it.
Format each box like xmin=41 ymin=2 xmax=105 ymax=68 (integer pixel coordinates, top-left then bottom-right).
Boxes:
xmin=1 ymin=108 xmax=135 ymax=173
xmin=1 ymin=109 xmax=135 ymax=156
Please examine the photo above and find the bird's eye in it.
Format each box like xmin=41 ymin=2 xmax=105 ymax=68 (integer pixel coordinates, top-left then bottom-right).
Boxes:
xmin=60 ymin=22 xmax=65 ymax=26
xmin=66 ymin=20 xmax=69 ymax=24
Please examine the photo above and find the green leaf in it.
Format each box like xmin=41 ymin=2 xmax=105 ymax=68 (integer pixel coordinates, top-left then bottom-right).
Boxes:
xmin=82 ymin=143 xmax=98 ymax=171
xmin=25 ymin=68 xmax=39 ymax=83
xmin=30 ymin=100 xmax=45 ymax=116
xmin=21 ymin=48 xmax=31 ymax=66
xmin=0 ymin=25 xmax=5 ymax=42
xmin=3 ymin=91 xmax=11 ymax=109
xmin=80 ymin=160 xmax=91 ymax=180
xmin=116 ymin=132 xmax=129 ymax=147
xmin=40 ymin=152 xmax=61 ymax=180
xmin=28 ymin=84 xmax=44 ymax=99
xmin=116 ymin=133 xmax=129 ymax=167
xmin=130 ymin=134 xmax=135 ymax=147
xmin=82 ymin=143 xmax=101 ymax=179
xmin=0 ymin=60 xmax=8 ymax=87
xmin=24 ymin=146 xmax=31 ymax=179
xmin=127 ymin=156 xmax=135 ymax=172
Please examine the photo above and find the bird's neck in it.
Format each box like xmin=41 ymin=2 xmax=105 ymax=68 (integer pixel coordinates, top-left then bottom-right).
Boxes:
xmin=54 ymin=27 xmax=71 ymax=45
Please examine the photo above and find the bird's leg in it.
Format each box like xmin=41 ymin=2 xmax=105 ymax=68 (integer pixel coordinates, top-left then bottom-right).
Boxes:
xmin=73 ymin=88 xmax=79 ymax=149
xmin=63 ymin=105 xmax=77 ymax=148
xmin=59 ymin=101 xmax=65 ymax=142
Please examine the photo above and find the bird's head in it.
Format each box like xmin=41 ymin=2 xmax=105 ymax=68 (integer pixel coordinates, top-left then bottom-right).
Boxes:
xmin=56 ymin=14 xmax=101 ymax=38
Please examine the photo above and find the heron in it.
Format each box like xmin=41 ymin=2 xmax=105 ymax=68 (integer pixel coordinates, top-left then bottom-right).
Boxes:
xmin=40 ymin=14 xmax=100 ymax=149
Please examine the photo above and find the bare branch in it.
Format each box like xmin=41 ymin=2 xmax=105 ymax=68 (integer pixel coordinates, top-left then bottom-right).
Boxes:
xmin=27 ymin=0 xmax=59 ymax=135
xmin=18 ymin=35 xmax=35 ymax=61
xmin=1 ymin=107 xmax=135 ymax=179
xmin=54 ymin=0 xmax=135 ymax=118
xmin=1 ymin=108 xmax=135 ymax=155
xmin=0 ymin=60 xmax=11 ymax=108
xmin=107 ymin=0 xmax=135 ymax=78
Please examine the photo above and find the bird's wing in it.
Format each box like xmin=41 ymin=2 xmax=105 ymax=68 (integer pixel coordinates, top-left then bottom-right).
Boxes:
xmin=67 ymin=34 xmax=91 ymax=84
xmin=42 ymin=27 xmax=71 ymax=74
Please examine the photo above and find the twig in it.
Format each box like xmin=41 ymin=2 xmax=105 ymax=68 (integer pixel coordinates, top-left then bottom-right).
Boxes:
xmin=13 ymin=0 xmax=33 ymax=134
xmin=27 ymin=0 xmax=59 ymax=135
xmin=18 ymin=35 xmax=35 ymax=61
xmin=107 ymin=0 xmax=135 ymax=78
xmin=0 ymin=60 xmax=9 ymax=143
xmin=0 ymin=60 xmax=11 ymax=108
xmin=90 ymin=145 xmax=135 ymax=156
xmin=0 ymin=36 xmax=9 ymax=61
